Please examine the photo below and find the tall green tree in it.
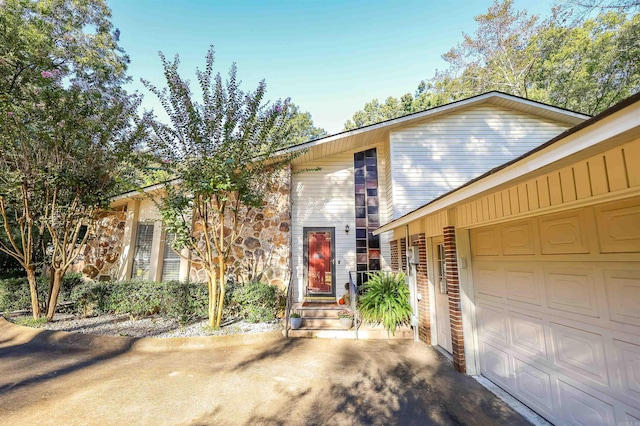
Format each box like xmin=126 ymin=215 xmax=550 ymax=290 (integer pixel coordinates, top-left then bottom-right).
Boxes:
xmin=143 ymin=47 xmax=300 ymax=328
xmin=0 ymin=0 xmax=145 ymax=319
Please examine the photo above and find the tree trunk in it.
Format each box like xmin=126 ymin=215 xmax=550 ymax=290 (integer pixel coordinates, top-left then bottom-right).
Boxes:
xmin=46 ymin=269 xmax=63 ymax=321
xmin=208 ymin=274 xmax=217 ymax=328
xmin=26 ymin=267 xmax=40 ymax=319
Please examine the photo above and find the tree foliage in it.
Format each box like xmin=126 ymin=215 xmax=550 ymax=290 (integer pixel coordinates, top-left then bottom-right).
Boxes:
xmin=143 ymin=47 xmax=301 ymax=328
xmin=344 ymin=0 xmax=640 ymax=129
xmin=0 ymin=0 xmax=145 ymax=319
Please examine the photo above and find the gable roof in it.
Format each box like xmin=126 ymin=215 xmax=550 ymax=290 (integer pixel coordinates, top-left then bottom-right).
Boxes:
xmin=374 ymin=91 xmax=640 ymax=234
xmin=279 ymin=91 xmax=590 ymax=165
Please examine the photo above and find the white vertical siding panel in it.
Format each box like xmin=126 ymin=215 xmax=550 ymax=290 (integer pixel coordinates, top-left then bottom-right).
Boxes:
xmin=389 ymin=105 xmax=572 ymax=218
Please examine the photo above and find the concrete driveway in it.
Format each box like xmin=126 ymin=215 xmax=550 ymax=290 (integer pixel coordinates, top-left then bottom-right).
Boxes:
xmin=0 ymin=318 xmax=529 ymax=426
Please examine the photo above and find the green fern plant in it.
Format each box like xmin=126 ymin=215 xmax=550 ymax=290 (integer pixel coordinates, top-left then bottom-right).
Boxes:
xmin=358 ymin=271 xmax=412 ymax=336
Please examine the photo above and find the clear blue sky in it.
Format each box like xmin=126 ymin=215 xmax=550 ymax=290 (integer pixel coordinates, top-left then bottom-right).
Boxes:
xmin=109 ymin=0 xmax=557 ymax=134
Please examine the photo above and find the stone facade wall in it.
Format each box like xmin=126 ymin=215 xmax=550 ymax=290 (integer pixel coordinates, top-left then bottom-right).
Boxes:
xmin=189 ymin=169 xmax=292 ymax=290
xmin=69 ymin=206 xmax=128 ymax=281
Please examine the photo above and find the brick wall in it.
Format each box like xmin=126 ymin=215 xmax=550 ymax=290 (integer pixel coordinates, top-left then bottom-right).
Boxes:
xmin=444 ymin=226 xmax=465 ymax=373
xmin=390 ymin=240 xmax=399 ymax=272
xmin=400 ymin=238 xmax=407 ymax=272
xmin=411 ymin=233 xmax=430 ymax=344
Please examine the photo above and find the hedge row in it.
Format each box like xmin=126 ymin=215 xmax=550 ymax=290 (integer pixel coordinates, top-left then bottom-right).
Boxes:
xmin=0 ymin=273 xmax=82 ymax=313
xmin=1 ymin=275 xmax=283 ymax=325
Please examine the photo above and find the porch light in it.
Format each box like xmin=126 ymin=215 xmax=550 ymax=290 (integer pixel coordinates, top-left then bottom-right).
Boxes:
xmin=345 ymin=224 xmax=350 ymax=234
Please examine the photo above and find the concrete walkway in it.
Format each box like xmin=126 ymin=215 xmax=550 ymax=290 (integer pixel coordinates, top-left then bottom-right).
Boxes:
xmin=0 ymin=318 xmax=529 ymax=426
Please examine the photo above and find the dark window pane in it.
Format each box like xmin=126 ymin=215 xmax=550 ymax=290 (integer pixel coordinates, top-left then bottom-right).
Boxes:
xmin=354 ymin=168 xmax=365 ymax=178
xmin=355 ymin=175 xmax=365 ymax=185
xmin=356 ymin=228 xmax=367 ymax=239
xmin=357 ymin=264 xmax=368 ymax=271
xmin=356 ymin=240 xmax=367 ymax=248
xmin=357 ymin=247 xmax=367 ymax=253
xmin=367 ymin=205 xmax=378 ymax=215
xmin=365 ymin=148 xmax=376 ymax=158
xmin=367 ymin=188 xmax=377 ymax=197
xmin=368 ymin=233 xmax=380 ymax=248
xmin=368 ymin=215 xmax=379 ymax=227
xmin=366 ymin=157 xmax=377 ymax=167
xmin=355 ymin=194 xmax=365 ymax=206
xmin=369 ymin=259 xmax=381 ymax=271
xmin=355 ymin=184 xmax=365 ymax=194
xmin=366 ymin=179 xmax=378 ymax=189
xmin=354 ymin=152 xmax=365 ymax=162
xmin=354 ymin=160 xmax=364 ymax=169
xmin=366 ymin=170 xmax=377 ymax=180
xmin=355 ymin=207 xmax=366 ymax=219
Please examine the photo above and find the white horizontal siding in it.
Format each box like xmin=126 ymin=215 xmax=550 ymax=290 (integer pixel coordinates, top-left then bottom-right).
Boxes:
xmin=291 ymin=143 xmax=392 ymax=301
xmin=390 ymin=105 xmax=572 ymax=218
xmin=292 ymin=152 xmax=355 ymax=301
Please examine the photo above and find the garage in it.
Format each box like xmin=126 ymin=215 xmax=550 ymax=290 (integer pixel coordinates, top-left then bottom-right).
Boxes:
xmin=471 ymin=198 xmax=640 ymax=425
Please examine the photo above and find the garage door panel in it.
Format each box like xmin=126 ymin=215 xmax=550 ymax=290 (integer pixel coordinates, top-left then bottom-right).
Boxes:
xmin=551 ymin=322 xmax=610 ymax=388
xmin=505 ymin=264 xmax=544 ymax=306
xmin=605 ymin=269 xmax=640 ymax=327
xmin=501 ymin=220 xmax=537 ymax=255
xmin=540 ymin=210 xmax=590 ymax=255
xmin=477 ymin=301 xmax=508 ymax=344
xmin=510 ymin=311 xmax=548 ymax=359
xmin=558 ymin=381 xmax=616 ymax=426
xmin=473 ymin=261 xmax=506 ymax=299
xmin=513 ymin=357 xmax=555 ymax=418
xmin=544 ymin=266 xmax=600 ymax=318
xmin=596 ymin=200 xmax=640 ymax=253
xmin=615 ymin=339 xmax=640 ymax=406
xmin=479 ymin=341 xmax=511 ymax=390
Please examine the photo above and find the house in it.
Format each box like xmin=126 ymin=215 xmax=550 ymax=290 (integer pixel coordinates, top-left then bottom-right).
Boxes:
xmin=75 ymin=92 xmax=588 ymax=307
xmin=374 ymin=92 xmax=640 ymax=424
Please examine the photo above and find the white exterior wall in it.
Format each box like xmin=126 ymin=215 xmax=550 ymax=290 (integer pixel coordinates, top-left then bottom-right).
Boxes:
xmin=389 ymin=105 xmax=572 ymax=218
xmin=292 ymin=143 xmax=392 ymax=301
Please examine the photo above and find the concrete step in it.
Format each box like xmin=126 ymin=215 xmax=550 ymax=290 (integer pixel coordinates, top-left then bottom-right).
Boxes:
xmin=285 ymin=325 xmax=414 ymax=340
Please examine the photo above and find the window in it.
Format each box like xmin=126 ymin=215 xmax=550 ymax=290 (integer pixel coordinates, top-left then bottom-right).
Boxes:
xmin=131 ymin=223 xmax=154 ymax=280
xmin=161 ymin=232 xmax=181 ymax=281
xmin=437 ymin=243 xmax=447 ymax=294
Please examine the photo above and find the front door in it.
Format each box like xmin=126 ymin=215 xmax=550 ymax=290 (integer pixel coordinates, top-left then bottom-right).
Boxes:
xmin=433 ymin=238 xmax=452 ymax=353
xmin=304 ymin=228 xmax=335 ymax=297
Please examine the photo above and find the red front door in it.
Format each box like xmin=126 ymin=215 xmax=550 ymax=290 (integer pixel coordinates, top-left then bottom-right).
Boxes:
xmin=305 ymin=228 xmax=335 ymax=296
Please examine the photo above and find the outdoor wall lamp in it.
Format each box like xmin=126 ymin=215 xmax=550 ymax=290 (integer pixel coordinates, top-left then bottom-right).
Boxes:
xmin=345 ymin=224 xmax=350 ymax=234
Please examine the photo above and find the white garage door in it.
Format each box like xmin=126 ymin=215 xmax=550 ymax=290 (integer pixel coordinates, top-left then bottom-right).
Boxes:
xmin=471 ymin=198 xmax=640 ymax=425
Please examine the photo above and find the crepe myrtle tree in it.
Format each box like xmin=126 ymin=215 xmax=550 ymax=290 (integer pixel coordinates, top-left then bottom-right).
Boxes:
xmin=143 ymin=47 xmax=300 ymax=328
xmin=0 ymin=0 xmax=146 ymax=319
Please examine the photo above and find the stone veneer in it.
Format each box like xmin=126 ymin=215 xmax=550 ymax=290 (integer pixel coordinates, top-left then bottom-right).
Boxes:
xmin=69 ymin=206 xmax=128 ymax=281
xmin=72 ymin=170 xmax=291 ymax=290
xmin=188 ymin=168 xmax=292 ymax=290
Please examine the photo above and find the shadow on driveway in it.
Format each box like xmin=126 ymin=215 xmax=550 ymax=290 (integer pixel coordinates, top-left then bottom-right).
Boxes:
xmin=0 ymin=318 xmax=529 ymax=425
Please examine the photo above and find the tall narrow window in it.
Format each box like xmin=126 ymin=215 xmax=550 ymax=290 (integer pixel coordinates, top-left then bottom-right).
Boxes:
xmin=437 ymin=243 xmax=448 ymax=294
xmin=353 ymin=148 xmax=380 ymax=281
xmin=161 ymin=232 xmax=181 ymax=281
xmin=131 ymin=223 xmax=154 ymax=280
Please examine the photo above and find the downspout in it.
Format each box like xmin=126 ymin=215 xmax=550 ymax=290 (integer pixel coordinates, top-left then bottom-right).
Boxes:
xmin=405 ymin=224 xmax=419 ymax=342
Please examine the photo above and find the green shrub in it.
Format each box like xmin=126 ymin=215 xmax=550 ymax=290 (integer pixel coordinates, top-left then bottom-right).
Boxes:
xmin=162 ymin=280 xmax=208 ymax=324
xmin=70 ymin=279 xmax=209 ymax=325
xmin=358 ymin=271 xmax=412 ymax=336
xmin=231 ymin=281 xmax=283 ymax=323
xmin=0 ymin=273 xmax=84 ymax=313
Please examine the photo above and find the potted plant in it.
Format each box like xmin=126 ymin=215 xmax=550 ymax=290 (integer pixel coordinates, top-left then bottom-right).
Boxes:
xmin=289 ymin=311 xmax=302 ymax=330
xmin=338 ymin=310 xmax=354 ymax=329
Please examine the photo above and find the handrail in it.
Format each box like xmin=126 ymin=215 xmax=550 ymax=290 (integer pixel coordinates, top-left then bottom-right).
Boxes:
xmin=284 ymin=276 xmax=293 ymax=339
xmin=348 ymin=271 xmax=359 ymax=340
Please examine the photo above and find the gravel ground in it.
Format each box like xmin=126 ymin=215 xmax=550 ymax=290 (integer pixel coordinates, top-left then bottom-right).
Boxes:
xmin=5 ymin=313 xmax=283 ymax=338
